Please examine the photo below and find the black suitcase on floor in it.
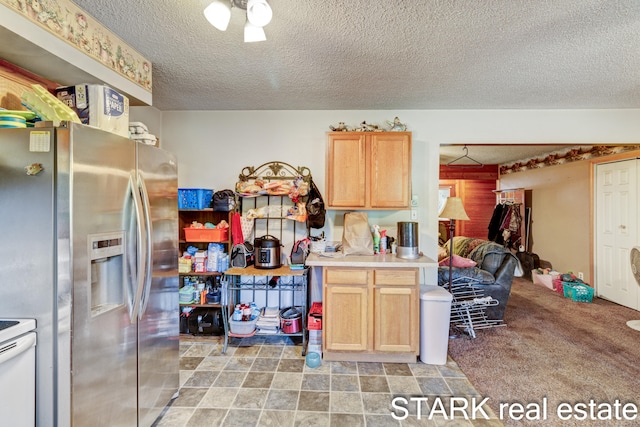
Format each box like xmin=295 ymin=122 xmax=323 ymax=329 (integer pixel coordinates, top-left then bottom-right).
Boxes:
xmin=530 ymin=252 xmax=541 ymax=269
xmin=516 ymin=252 xmax=538 ymax=280
xmin=187 ymin=307 xmax=224 ymax=335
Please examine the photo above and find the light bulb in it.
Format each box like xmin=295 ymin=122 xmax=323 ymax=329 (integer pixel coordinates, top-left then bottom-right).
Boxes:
xmin=246 ymin=0 xmax=272 ymax=27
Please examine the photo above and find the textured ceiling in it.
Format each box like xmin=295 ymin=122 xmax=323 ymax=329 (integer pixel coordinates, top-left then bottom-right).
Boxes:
xmin=70 ymin=0 xmax=640 ymax=111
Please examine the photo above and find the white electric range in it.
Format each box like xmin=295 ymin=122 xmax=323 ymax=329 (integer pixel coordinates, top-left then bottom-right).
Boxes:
xmin=0 ymin=318 xmax=37 ymax=427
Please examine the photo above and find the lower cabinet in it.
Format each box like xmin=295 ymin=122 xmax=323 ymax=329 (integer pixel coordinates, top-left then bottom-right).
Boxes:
xmin=323 ymin=267 xmax=419 ymax=363
xmin=324 ymin=269 xmax=369 ymax=352
xmin=374 ymin=286 xmax=417 ymax=353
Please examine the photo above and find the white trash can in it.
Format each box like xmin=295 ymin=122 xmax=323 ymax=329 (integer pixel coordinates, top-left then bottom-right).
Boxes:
xmin=420 ymin=285 xmax=453 ymax=365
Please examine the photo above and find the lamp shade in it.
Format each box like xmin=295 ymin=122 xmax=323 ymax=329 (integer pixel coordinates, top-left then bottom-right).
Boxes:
xmin=204 ymin=0 xmax=231 ymax=31
xmin=246 ymin=0 xmax=272 ymax=27
xmin=439 ymin=197 xmax=470 ymax=221
xmin=244 ymin=21 xmax=266 ymax=42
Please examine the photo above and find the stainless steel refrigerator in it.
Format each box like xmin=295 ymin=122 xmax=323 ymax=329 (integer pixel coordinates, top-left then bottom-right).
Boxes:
xmin=0 ymin=122 xmax=179 ymax=426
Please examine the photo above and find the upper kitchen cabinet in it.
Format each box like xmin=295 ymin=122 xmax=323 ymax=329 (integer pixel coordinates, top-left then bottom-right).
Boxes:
xmin=326 ymin=132 xmax=411 ymax=210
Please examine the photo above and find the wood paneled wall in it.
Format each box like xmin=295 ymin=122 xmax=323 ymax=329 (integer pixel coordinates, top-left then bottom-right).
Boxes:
xmin=439 ymin=178 xmax=498 ymax=241
xmin=439 ymin=164 xmax=498 ymax=180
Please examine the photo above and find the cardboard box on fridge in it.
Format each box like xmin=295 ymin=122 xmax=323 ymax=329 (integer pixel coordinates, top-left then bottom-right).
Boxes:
xmin=56 ymin=85 xmax=129 ymax=137
xmin=308 ymin=302 xmax=322 ymax=330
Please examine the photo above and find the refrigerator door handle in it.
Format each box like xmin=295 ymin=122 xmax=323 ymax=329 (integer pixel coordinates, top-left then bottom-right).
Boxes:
xmin=137 ymin=173 xmax=154 ymax=319
xmin=128 ymin=172 xmax=148 ymax=322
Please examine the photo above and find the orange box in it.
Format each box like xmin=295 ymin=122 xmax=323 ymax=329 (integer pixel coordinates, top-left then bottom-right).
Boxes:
xmin=307 ymin=302 xmax=322 ymax=330
xmin=184 ymin=227 xmax=229 ymax=242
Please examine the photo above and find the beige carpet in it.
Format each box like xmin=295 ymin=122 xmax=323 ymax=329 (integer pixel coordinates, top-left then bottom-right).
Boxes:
xmin=448 ymin=277 xmax=640 ymax=427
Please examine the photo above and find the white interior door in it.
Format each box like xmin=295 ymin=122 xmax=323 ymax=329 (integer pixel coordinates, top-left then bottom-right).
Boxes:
xmin=595 ymin=159 xmax=639 ymax=310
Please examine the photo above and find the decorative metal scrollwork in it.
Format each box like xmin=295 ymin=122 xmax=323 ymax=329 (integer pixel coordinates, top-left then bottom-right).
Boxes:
xmin=238 ymin=161 xmax=312 ymax=183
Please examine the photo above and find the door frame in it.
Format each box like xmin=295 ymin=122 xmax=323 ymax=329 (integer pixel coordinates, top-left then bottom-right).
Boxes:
xmin=589 ymin=149 xmax=640 ymax=296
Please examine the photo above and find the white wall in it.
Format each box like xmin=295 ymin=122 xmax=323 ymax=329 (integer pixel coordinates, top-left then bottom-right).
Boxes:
xmin=130 ymin=106 xmax=163 ymax=140
xmin=501 ymin=159 xmax=592 ymax=282
xmin=130 ymin=108 xmax=640 ymax=283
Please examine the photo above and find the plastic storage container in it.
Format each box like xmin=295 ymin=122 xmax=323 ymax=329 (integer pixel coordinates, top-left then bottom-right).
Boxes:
xmin=178 ymin=188 xmax=213 ymax=209
xmin=532 ymin=270 xmax=559 ymax=290
xmin=183 ymin=227 xmax=229 ymax=242
xmin=420 ymin=285 xmax=453 ymax=365
xmin=228 ymin=316 xmax=258 ymax=335
xmin=563 ymin=282 xmax=594 ymax=303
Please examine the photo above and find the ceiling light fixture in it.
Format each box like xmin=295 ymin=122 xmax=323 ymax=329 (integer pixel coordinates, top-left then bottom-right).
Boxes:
xmin=246 ymin=0 xmax=272 ymax=27
xmin=204 ymin=0 xmax=231 ymax=31
xmin=244 ymin=21 xmax=267 ymax=42
xmin=204 ymin=0 xmax=272 ymax=42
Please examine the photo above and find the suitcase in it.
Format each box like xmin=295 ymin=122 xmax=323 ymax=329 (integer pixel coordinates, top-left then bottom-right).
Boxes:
xmin=530 ymin=252 xmax=541 ymax=269
xmin=187 ymin=307 xmax=224 ymax=335
xmin=516 ymin=252 xmax=538 ymax=280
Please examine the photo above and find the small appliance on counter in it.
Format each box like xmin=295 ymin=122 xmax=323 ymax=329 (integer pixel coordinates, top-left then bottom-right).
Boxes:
xmin=397 ymin=221 xmax=420 ymax=259
xmin=254 ymin=235 xmax=282 ymax=269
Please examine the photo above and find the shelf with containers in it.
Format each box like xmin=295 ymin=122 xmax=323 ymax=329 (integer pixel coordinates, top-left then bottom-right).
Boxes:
xmin=178 ymin=188 xmax=234 ymax=335
xmin=223 ymin=265 xmax=308 ymax=354
xmin=222 ymin=162 xmax=313 ymax=353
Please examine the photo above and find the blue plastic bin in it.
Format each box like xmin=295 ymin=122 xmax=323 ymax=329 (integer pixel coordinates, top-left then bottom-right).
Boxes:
xmin=178 ymin=188 xmax=213 ymax=209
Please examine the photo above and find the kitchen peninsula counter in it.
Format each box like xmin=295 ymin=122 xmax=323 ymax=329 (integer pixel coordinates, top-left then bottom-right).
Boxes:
xmin=307 ymin=252 xmax=437 ymax=363
xmin=305 ymin=252 xmax=437 ymax=267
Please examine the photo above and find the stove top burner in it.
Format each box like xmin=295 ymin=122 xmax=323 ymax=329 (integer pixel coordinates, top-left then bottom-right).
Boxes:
xmin=0 ymin=320 xmax=19 ymax=331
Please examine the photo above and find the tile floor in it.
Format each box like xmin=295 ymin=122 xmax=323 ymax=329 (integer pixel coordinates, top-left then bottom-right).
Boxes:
xmin=153 ymin=334 xmax=503 ymax=427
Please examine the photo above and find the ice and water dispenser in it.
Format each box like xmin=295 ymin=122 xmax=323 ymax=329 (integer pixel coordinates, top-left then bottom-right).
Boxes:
xmin=89 ymin=232 xmax=125 ymax=316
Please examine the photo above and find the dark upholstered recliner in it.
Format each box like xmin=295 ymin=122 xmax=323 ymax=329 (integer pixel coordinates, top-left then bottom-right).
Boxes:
xmin=438 ymin=237 xmax=521 ymax=321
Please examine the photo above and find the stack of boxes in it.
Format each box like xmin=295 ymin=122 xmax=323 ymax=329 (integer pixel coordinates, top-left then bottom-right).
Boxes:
xmin=193 ymin=251 xmax=207 ymax=273
xmin=55 ymin=84 xmax=129 ymax=137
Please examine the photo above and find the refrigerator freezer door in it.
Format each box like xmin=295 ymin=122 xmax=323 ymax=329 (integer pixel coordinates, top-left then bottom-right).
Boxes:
xmin=136 ymin=142 xmax=180 ymax=426
xmin=0 ymin=124 xmax=179 ymax=426
xmin=0 ymin=127 xmax=57 ymax=427
xmin=68 ymin=124 xmax=139 ymax=427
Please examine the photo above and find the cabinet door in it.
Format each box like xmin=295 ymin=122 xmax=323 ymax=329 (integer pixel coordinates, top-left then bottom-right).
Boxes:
xmin=324 ymin=284 xmax=369 ymax=351
xmin=326 ymin=133 xmax=367 ymax=208
xmin=370 ymin=133 xmax=411 ymax=209
xmin=374 ymin=286 xmax=418 ymax=352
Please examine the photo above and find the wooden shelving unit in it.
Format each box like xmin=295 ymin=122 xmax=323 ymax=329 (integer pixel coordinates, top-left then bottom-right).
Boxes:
xmin=179 ymin=208 xmax=232 ymax=335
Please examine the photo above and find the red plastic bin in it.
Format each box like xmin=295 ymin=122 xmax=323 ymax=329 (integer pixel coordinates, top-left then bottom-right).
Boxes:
xmin=553 ymin=278 xmax=566 ymax=295
xmin=184 ymin=227 xmax=228 ymax=242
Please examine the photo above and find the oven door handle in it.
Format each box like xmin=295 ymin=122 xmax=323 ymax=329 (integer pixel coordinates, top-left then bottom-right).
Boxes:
xmin=0 ymin=333 xmax=36 ymax=365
